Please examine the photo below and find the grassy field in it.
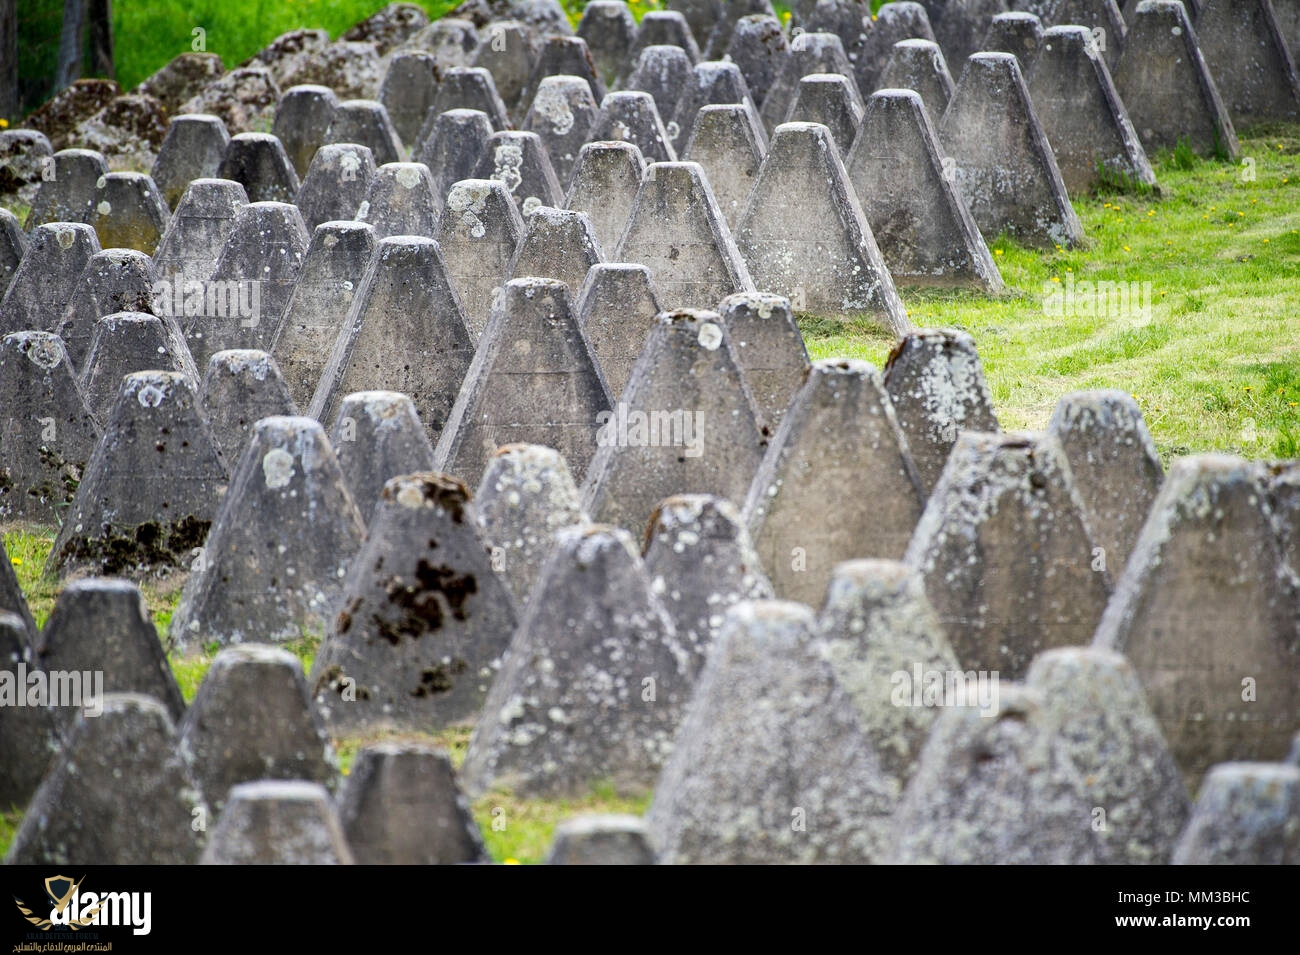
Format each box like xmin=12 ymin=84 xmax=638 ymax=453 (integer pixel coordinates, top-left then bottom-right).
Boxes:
xmin=3 ymin=128 xmax=1297 ymax=862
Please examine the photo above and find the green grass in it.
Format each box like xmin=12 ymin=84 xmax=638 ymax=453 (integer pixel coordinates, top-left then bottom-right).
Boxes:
xmin=473 ymin=781 xmax=652 ymax=864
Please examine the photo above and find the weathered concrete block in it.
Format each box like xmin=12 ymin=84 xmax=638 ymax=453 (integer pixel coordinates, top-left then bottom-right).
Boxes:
xmin=981 ymin=10 xmax=1045 ymax=68
xmin=79 ymin=312 xmax=199 ymax=418
xmin=217 ymin=132 xmax=301 ymax=204
xmin=200 ymin=346 xmax=299 ymax=467
xmin=882 ymin=327 xmax=1000 ymax=496
xmin=137 ymin=52 xmax=226 ymax=114
xmin=716 ymin=291 xmax=810 ymax=434
xmin=471 ymin=129 xmax=565 ymax=215
xmin=877 ymin=39 xmax=955 ymax=123
xmin=414 ymin=108 xmax=495 ymax=216
xmin=24 ymin=148 xmax=106 ymax=230
xmin=330 ymin=391 xmax=436 ymax=522
xmin=48 ymin=371 xmax=227 ymax=579
xmin=172 ymin=414 xmax=361 ymax=646
xmin=848 ymin=90 xmax=1003 ymax=292
xmin=344 ymin=3 xmax=429 ymax=52
xmin=1092 ymin=455 xmax=1300 ymax=787
xmin=582 ymin=309 xmax=764 ymax=534
xmin=919 ymin=0 xmax=1012 ymax=71
xmin=473 ymin=20 xmax=543 ymax=120
xmin=89 ymin=171 xmax=169 ymax=255
xmin=745 ymin=359 xmax=922 ymax=605
xmin=357 ymin=162 xmax=439 ymax=239
xmin=578 ymin=2 xmax=638 ymax=89
xmin=681 ymin=104 xmax=767 ymax=233
xmin=178 ymin=66 xmax=280 ymax=135
xmin=435 ymin=277 xmax=611 ymax=486
xmin=0 ymin=613 xmax=57 ymax=808
xmin=1196 ymin=0 xmax=1300 ymax=122
xmin=670 ymin=60 xmax=756 ymax=152
xmin=575 ymin=263 xmax=661 ymax=398
xmin=151 ymin=178 xmax=247 ymax=290
xmin=423 ymin=67 xmax=512 ymax=139
xmin=461 ymin=524 xmax=688 ymax=799
xmin=759 ymin=32 xmax=860 ymax=134
xmin=56 ymin=248 xmax=158 ymax=372
xmin=590 ymin=90 xmax=677 ymax=165
xmin=508 ymin=206 xmax=603 ymax=295
xmin=723 ymin=14 xmax=789 ymax=109
xmin=546 ymin=814 xmax=657 ymax=864
xmin=522 ymin=75 xmax=599 ymax=185
xmin=5 ymin=694 xmax=207 ymax=865
xmin=324 ymin=99 xmax=404 ymax=167
xmin=310 ymin=472 xmax=519 ymax=733
xmin=1113 ymin=0 xmax=1239 ymax=158
xmin=700 ymin=1 xmax=777 ymax=60
xmin=200 ymin=780 xmax=353 ymax=864
xmin=178 ymin=644 xmax=338 ymax=809
xmin=630 ymin=11 xmax=703 ymax=75
xmin=310 ymin=236 xmax=473 ymax=446
xmin=338 ymin=742 xmax=487 ymax=864
xmin=71 ymin=94 xmax=168 ymax=174
xmin=785 ymin=73 xmax=863 ymax=155
xmin=436 ymin=179 xmax=524 ymax=343
xmin=3 ymin=222 xmax=100 ymax=339
xmin=295 ymin=143 xmax=377 ymax=231
xmin=1172 ymin=763 xmax=1300 ymax=863
xmin=625 ymin=44 xmax=695 ymax=123
xmin=736 ymin=122 xmax=909 ymax=331
xmin=1029 ymin=26 xmax=1157 ymax=194
xmin=151 ymin=114 xmax=231 ymax=209
xmin=616 ymin=161 xmax=753 ymax=309
xmin=647 ymin=600 xmax=895 ymax=863
xmin=271 ymin=85 xmax=340 ymax=180
xmin=564 ymin=141 xmax=646 ymax=257
xmin=1042 ymin=0 xmax=1128 ymax=71
xmin=520 ymin=36 xmax=606 ymax=116
xmin=379 ymin=50 xmax=439 ymax=148
xmin=939 ymin=52 xmax=1084 ymax=249
xmin=0 ymin=541 xmax=36 ymax=637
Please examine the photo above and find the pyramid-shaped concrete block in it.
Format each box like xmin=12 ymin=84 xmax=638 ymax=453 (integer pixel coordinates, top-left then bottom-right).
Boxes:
xmin=0 ymin=223 xmax=100 ymax=339
xmin=171 ymin=417 xmax=365 ymax=647
xmin=178 ymin=644 xmax=338 ymax=810
xmin=473 ymin=443 xmax=589 ymax=607
xmin=329 ymin=391 xmax=436 ymax=523
xmin=744 ymin=359 xmax=923 ymax=605
xmin=1029 ymin=26 xmax=1157 ymax=194
xmin=643 ymin=494 xmax=773 ymax=676
xmin=646 ymin=600 xmax=895 ymax=863
xmin=1267 ymin=460 xmax=1300 ymax=574
xmin=272 ymin=85 xmax=340 ymax=180
xmin=356 ymin=162 xmax=439 ymax=239
xmin=200 ymin=780 xmax=353 ymax=864
xmin=474 ymin=20 xmax=543 ymax=120
xmin=188 ymin=201 xmax=309 ymax=369
xmin=48 ymin=371 xmax=227 ymax=579
xmin=577 ymin=2 xmax=638 ymax=89
xmin=1113 ymin=0 xmax=1239 ymax=158
xmin=1171 ymin=763 xmax=1300 ymax=863
xmin=436 ymin=179 xmax=524 ymax=343
xmin=939 ymin=53 xmax=1084 ymax=249
xmin=905 ymin=431 xmax=1113 ymax=679
xmin=5 ymin=694 xmax=208 ymax=865
xmin=630 ymin=11 xmax=702 ymax=72
xmin=1026 ymin=646 xmax=1190 ymax=863
xmin=1092 ymin=455 xmax=1300 ymax=786
xmin=575 ymin=263 xmax=662 ymax=399
xmin=878 ymin=38 xmax=955 ymax=124
xmin=736 ymin=122 xmax=909 ymax=332
xmin=670 ymin=60 xmax=756 ymax=152
xmin=616 ymin=162 xmax=754 ymax=310
xmin=522 ymin=75 xmax=600 ymax=184
xmin=509 ymin=206 xmax=604 ymax=296
xmin=199 ymin=349 xmax=298 ymax=467
xmin=217 ymin=132 xmax=301 ymax=204
xmin=723 ymin=14 xmax=789 ymax=110
xmin=324 ymin=99 xmax=403 ymax=167
xmin=24 ymin=149 xmax=106 ymax=229
xmin=55 ymin=248 xmax=158 ymax=373
xmin=1047 ymin=390 xmax=1163 ymax=577
xmin=759 ymin=31 xmax=861 ymax=134
xmin=0 ymin=212 xmax=25 ymax=301
xmin=151 ymin=114 xmax=231 ymax=209
xmin=546 ymin=814 xmax=658 ymax=864
xmin=310 ymin=235 xmax=474 ymax=446
xmin=460 ymin=524 xmax=689 ymax=799
xmin=848 ymin=92 xmax=1003 ymax=294
xmin=272 ymin=220 xmax=377 ymax=410
xmin=681 ymin=104 xmax=767 ymax=231
xmin=890 ymin=686 xmax=1103 ymax=863
xmin=435 ymin=278 xmax=612 ymax=488
xmin=564 ymin=141 xmax=646 ymax=258
xmin=785 ymin=72 xmax=863 ymax=156
xmin=0 ymin=539 xmax=35 ymax=637
xmin=37 ymin=577 xmax=185 ymax=728
xmin=519 ymin=35 xmax=606 ymax=116
xmin=90 ymin=172 xmax=170 ymax=255
xmin=295 ymin=143 xmax=377 ymax=231
xmin=151 ymin=178 xmax=247 ymax=287
xmin=421 ymin=68 xmax=511 ymax=139
xmin=1195 ymin=0 xmax=1300 ymax=122
xmin=310 ymin=472 xmax=519 ymax=733
xmin=701 ymin=1 xmax=778 ymax=61
xmin=339 ymin=742 xmax=488 ymax=864
xmin=716 ymin=291 xmax=810 ymax=434
xmin=415 ymin=109 xmax=496 ymax=219
xmin=379 ymin=51 xmax=438 ymax=148
xmin=882 ymin=327 xmax=1001 ymax=495
xmin=79 ymin=312 xmax=198 ymax=420
xmin=981 ymin=11 xmax=1045 ymax=67
xmin=471 ymin=129 xmax=565 ymax=215
xmin=583 ymin=309 xmax=765 ymax=534
xmin=0 ymin=332 xmax=101 ymax=524
xmin=1043 ymin=0 xmax=1128 ymax=70
xmin=625 ymin=45 xmax=694 ymax=124
xmin=0 ymin=613 xmax=59 ymax=807
xmin=814 ymin=559 xmax=960 ymax=791
xmin=590 ymin=91 xmax=677 ymax=165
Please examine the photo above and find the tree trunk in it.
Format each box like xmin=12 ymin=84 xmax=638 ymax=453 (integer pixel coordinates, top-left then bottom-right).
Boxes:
xmin=56 ymin=0 xmax=86 ymax=90
xmin=0 ymin=0 xmax=16 ymax=121
xmin=88 ymin=0 xmax=113 ymax=80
